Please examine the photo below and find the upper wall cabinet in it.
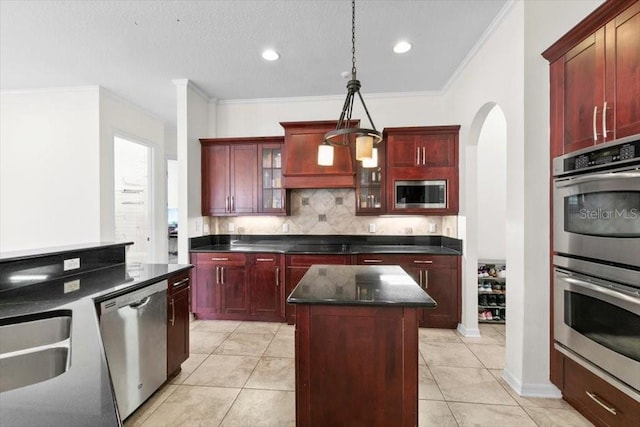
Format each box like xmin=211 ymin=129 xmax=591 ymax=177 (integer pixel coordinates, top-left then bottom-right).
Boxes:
xmin=543 ymin=0 xmax=640 ymax=157
xmin=201 ymin=136 xmax=288 ymax=216
xmin=385 ymin=126 xmax=460 ymax=215
xmin=281 ymin=121 xmax=356 ymax=189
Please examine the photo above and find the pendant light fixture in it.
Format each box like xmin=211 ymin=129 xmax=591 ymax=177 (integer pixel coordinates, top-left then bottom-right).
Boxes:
xmin=318 ymin=0 xmax=382 ymax=166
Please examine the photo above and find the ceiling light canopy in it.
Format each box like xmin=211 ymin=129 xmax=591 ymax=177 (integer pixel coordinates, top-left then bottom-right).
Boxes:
xmin=393 ymin=41 xmax=412 ymax=54
xmin=319 ymin=0 xmax=382 ymax=166
xmin=262 ymin=49 xmax=280 ymax=61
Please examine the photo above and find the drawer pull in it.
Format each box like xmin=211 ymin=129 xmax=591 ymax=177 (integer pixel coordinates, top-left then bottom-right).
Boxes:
xmin=413 ymin=260 xmax=433 ymax=264
xmin=211 ymin=257 xmax=229 ymax=261
xmin=586 ymin=391 xmax=617 ymax=415
xmin=257 ymin=258 xmax=274 ymax=262
xmin=363 ymin=259 xmax=383 ymax=263
xmin=172 ymin=277 xmax=190 ymax=288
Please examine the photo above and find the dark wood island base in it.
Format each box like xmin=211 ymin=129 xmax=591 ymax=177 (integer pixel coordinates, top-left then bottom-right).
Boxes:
xmin=288 ymin=265 xmax=436 ymax=427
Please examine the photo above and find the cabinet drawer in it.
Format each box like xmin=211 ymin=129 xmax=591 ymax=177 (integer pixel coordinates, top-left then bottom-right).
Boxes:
xmin=287 ymin=254 xmax=350 ymax=266
xmin=168 ymin=270 xmax=191 ymax=295
xmin=250 ymin=253 xmax=282 ymax=266
xmin=356 ymin=254 xmax=456 ymax=268
xmin=563 ymin=356 xmax=640 ymax=427
xmin=194 ymin=252 xmax=246 ymax=265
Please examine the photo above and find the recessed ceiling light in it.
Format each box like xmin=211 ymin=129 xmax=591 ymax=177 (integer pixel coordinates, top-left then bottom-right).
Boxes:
xmin=262 ymin=49 xmax=280 ymax=61
xmin=393 ymin=41 xmax=412 ymax=54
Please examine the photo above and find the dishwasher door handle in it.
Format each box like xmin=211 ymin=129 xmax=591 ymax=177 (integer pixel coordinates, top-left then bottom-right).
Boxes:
xmin=129 ymin=296 xmax=151 ymax=309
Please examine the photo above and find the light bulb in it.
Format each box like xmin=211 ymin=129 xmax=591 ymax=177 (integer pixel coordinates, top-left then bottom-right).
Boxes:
xmin=317 ymin=143 xmax=334 ymax=166
xmin=356 ymin=135 xmax=373 ymax=161
xmin=361 ymin=147 xmax=378 ymax=168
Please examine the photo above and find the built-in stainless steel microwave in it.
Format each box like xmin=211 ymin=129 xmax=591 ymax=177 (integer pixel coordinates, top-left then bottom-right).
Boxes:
xmin=394 ymin=180 xmax=446 ymax=209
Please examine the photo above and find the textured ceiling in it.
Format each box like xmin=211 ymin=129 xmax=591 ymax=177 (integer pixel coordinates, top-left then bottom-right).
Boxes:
xmin=0 ymin=0 xmax=508 ymax=126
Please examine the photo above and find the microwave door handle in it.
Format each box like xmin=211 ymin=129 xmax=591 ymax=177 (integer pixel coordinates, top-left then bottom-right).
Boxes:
xmin=554 ymin=171 xmax=640 ymax=188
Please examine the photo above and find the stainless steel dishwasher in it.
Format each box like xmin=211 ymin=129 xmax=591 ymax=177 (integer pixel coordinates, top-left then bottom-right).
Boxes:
xmin=99 ymin=280 xmax=167 ymax=420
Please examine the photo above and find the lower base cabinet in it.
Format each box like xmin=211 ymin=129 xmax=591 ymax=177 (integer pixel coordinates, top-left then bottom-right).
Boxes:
xmin=561 ymin=354 xmax=640 ymax=427
xmin=167 ymin=270 xmax=191 ymax=378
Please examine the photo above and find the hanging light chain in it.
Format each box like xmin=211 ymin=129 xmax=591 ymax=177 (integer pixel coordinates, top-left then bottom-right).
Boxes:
xmin=351 ymin=0 xmax=356 ymax=78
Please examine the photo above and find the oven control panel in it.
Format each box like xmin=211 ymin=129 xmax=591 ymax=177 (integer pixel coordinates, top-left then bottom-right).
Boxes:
xmin=554 ymin=135 xmax=640 ymax=176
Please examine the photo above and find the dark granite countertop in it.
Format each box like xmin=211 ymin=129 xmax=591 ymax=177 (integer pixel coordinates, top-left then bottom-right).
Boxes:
xmin=0 ymin=261 xmax=192 ymax=427
xmin=287 ymin=265 xmax=437 ymax=307
xmin=189 ymin=234 xmax=463 ymax=256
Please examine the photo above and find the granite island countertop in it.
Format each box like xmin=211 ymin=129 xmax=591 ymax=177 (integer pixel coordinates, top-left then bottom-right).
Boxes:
xmin=288 ymin=264 xmax=437 ymax=307
xmin=0 ymin=243 xmax=192 ymax=427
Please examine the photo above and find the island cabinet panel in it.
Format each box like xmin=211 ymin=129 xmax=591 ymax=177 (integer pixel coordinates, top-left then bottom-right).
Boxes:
xmin=543 ymin=0 xmax=640 ymax=156
xmin=356 ymin=254 xmax=460 ymax=329
xmin=295 ymin=305 xmax=419 ymax=427
xmin=167 ymin=270 xmax=191 ymax=378
xmin=249 ymin=253 xmax=285 ymax=321
xmin=284 ymin=254 xmax=350 ymax=324
xmin=281 ymin=121 xmax=356 ymax=189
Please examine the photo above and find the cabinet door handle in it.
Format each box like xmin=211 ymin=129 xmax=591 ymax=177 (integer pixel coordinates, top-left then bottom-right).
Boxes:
xmin=276 ymin=267 xmax=280 ymax=287
xmin=593 ymin=105 xmax=599 ymax=142
xmin=220 ymin=267 xmax=225 ymax=285
xmin=419 ymin=270 xmax=423 ymax=286
xmin=256 ymin=258 xmax=274 ymax=262
xmin=231 ymin=196 xmax=235 ymax=212
xmin=585 ymin=391 xmax=617 ymax=415
xmin=424 ymin=270 xmax=429 ymax=289
xmin=215 ymin=266 xmax=220 ymax=284
xmin=602 ymin=101 xmax=609 ymax=140
xmin=363 ymin=259 xmax=383 ymax=263
xmin=416 ymin=146 xmax=421 ymax=165
xmin=172 ymin=277 xmax=190 ymax=288
xmin=413 ymin=260 xmax=433 ymax=264
xmin=422 ymin=146 xmax=426 ymax=165
xmin=169 ymin=298 xmax=175 ymax=326
xmin=211 ymin=257 xmax=229 ymax=261
xmin=225 ymin=196 xmax=230 ymax=212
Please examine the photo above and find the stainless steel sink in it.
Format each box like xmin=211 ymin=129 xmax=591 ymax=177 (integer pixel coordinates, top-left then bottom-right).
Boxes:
xmin=0 ymin=315 xmax=71 ymax=354
xmin=0 ymin=347 xmax=69 ymax=393
xmin=0 ymin=312 xmax=72 ymax=393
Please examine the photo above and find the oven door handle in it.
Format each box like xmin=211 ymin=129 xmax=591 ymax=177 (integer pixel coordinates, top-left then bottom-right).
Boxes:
xmin=557 ymin=270 xmax=640 ymax=304
xmin=554 ymin=171 xmax=640 ymax=188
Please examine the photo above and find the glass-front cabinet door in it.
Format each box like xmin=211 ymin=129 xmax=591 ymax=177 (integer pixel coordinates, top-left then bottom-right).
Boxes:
xmin=356 ymin=140 xmax=385 ymax=215
xmin=258 ymin=140 xmax=288 ymax=215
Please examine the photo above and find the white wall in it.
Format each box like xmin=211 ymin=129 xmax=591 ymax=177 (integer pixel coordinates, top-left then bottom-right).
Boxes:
xmin=175 ymin=80 xmax=209 ymax=264
xmin=99 ymin=88 xmax=167 ymax=262
xmin=0 ymin=87 xmax=101 ymax=252
xmin=477 ymin=105 xmax=507 ymax=261
xmin=214 ymin=92 xmax=452 ymax=138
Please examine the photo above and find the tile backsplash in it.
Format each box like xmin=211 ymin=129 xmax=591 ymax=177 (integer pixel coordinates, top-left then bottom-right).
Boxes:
xmin=208 ymin=189 xmax=458 ymax=237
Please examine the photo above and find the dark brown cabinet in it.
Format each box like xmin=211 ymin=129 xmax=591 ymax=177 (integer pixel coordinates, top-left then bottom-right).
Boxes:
xmin=191 ymin=252 xmax=247 ymax=319
xmin=191 ymin=252 xmax=285 ymax=322
xmin=355 ymin=139 xmax=386 ymax=215
xmin=281 ymin=121 xmax=356 ymax=189
xmin=356 ymin=254 xmax=460 ymax=329
xmin=560 ymin=354 xmax=640 ymax=427
xmin=544 ymin=0 xmax=640 ymax=157
xmin=385 ymin=126 xmax=460 ymax=214
xmin=201 ymin=140 xmax=257 ymax=216
xmin=167 ymin=270 xmax=191 ymax=378
xmin=258 ymin=141 xmax=288 ymax=215
xmin=249 ymin=254 xmax=284 ymax=320
xmin=285 ymin=254 xmax=350 ymax=324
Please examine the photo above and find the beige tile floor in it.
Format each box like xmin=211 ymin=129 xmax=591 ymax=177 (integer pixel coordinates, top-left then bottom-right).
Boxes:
xmin=124 ymin=321 xmax=593 ymax=427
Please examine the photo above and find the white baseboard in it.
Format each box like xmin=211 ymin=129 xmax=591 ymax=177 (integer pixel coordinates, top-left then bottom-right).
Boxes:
xmin=457 ymin=323 xmax=481 ymax=337
xmin=502 ymin=369 xmax=562 ymax=398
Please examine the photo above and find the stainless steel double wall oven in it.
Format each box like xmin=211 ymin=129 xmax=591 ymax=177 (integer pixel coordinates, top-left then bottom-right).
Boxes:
xmin=553 ymin=134 xmax=640 ymax=398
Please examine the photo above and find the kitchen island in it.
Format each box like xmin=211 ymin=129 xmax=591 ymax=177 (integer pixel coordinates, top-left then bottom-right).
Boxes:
xmin=287 ymin=264 xmax=436 ymax=427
